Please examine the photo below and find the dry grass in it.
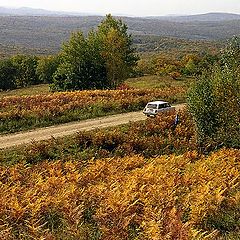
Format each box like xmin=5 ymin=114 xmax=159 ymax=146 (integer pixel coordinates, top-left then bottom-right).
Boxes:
xmin=0 ymin=84 xmax=50 ymax=98
xmin=0 ymin=75 xmax=194 ymax=99
xmin=126 ymin=75 xmax=194 ymax=89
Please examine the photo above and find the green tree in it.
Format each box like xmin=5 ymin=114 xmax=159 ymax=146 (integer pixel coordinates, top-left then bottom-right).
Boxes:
xmin=195 ymin=54 xmax=219 ymax=75
xmin=51 ymin=15 xmax=138 ymax=91
xmin=135 ymin=58 xmax=155 ymax=76
xmin=97 ymin=14 xmax=139 ymax=88
xmin=181 ymin=54 xmax=200 ymax=76
xmin=36 ymin=56 xmax=60 ymax=84
xmin=188 ymin=37 xmax=240 ymax=150
xmin=221 ymin=36 xmax=240 ymax=68
xmin=0 ymin=59 xmax=17 ymax=90
xmin=51 ymin=31 xmax=107 ymax=91
xmin=11 ymin=55 xmax=39 ymax=87
xmin=154 ymin=54 xmax=181 ymax=78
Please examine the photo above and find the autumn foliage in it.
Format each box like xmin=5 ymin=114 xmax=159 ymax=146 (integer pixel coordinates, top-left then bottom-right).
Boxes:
xmin=0 ymin=87 xmax=186 ymax=133
xmin=0 ymin=109 xmax=196 ymax=165
xmin=0 ymin=148 xmax=239 ymax=239
xmin=0 ymin=107 xmax=239 ymax=239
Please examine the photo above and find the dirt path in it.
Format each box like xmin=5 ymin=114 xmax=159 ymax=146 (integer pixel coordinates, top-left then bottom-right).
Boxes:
xmin=0 ymin=104 xmax=185 ymax=149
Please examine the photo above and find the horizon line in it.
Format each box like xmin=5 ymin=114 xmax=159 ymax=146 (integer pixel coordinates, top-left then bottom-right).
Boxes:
xmin=0 ymin=6 xmax=239 ymax=17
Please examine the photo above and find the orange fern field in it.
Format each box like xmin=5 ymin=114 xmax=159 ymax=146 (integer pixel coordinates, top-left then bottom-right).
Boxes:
xmin=0 ymin=88 xmax=185 ymax=118
xmin=0 ymin=87 xmax=186 ymax=133
xmin=0 ymin=148 xmax=239 ymax=239
xmin=0 ymin=110 xmax=196 ymax=165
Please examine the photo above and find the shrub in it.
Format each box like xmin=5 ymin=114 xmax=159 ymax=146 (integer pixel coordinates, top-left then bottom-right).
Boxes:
xmin=187 ymin=37 xmax=240 ymax=150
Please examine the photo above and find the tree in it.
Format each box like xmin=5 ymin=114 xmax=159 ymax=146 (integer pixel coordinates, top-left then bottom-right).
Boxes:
xmin=51 ymin=14 xmax=138 ymax=91
xmin=11 ymin=55 xmax=39 ymax=87
xmin=221 ymin=36 xmax=240 ymax=68
xmin=195 ymin=54 xmax=219 ymax=75
xmin=135 ymin=58 xmax=155 ymax=76
xmin=36 ymin=56 xmax=60 ymax=84
xmin=187 ymin=37 xmax=240 ymax=150
xmin=153 ymin=54 xmax=181 ymax=78
xmin=51 ymin=31 xmax=107 ymax=91
xmin=0 ymin=59 xmax=17 ymax=90
xmin=97 ymin=14 xmax=139 ymax=88
xmin=181 ymin=54 xmax=200 ymax=76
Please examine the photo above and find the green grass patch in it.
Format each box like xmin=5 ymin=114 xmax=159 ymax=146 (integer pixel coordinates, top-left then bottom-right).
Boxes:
xmin=0 ymin=75 xmax=192 ymax=99
xmin=0 ymin=84 xmax=50 ymax=98
xmin=126 ymin=75 xmax=194 ymax=89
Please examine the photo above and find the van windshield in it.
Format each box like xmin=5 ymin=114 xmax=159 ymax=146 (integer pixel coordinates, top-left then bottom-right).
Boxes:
xmin=147 ymin=104 xmax=157 ymax=109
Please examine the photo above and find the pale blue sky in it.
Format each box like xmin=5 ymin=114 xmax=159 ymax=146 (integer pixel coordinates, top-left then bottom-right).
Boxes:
xmin=1 ymin=0 xmax=240 ymax=16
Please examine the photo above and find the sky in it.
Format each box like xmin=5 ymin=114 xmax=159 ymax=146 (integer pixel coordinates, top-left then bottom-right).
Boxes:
xmin=0 ymin=0 xmax=240 ymax=16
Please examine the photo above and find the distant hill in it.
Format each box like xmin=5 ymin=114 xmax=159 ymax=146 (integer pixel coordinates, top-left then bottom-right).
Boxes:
xmin=0 ymin=11 xmax=239 ymax=56
xmin=150 ymin=12 xmax=240 ymax=22
xmin=0 ymin=7 xmax=239 ymax=20
xmin=0 ymin=7 xmax=91 ymax=16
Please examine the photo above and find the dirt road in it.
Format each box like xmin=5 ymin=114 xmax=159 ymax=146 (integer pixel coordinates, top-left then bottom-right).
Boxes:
xmin=0 ymin=104 xmax=185 ymax=149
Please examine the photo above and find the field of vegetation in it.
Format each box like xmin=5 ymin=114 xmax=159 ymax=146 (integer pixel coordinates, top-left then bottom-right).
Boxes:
xmin=0 ymin=110 xmax=193 ymax=164
xmin=0 ymin=110 xmax=239 ymax=239
xmin=0 ymin=75 xmax=189 ymax=98
xmin=0 ymin=13 xmax=239 ymax=240
xmin=0 ymin=87 xmax=186 ymax=134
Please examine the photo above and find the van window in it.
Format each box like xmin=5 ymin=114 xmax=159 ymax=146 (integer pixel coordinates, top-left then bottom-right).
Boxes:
xmin=158 ymin=104 xmax=165 ymax=109
xmin=147 ymin=104 xmax=157 ymax=109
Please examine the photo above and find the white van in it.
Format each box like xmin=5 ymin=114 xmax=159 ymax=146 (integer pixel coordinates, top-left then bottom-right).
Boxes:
xmin=143 ymin=101 xmax=174 ymax=117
